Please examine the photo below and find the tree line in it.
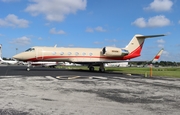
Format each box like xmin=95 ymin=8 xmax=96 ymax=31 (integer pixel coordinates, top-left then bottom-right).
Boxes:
xmin=129 ymin=61 xmax=180 ymax=67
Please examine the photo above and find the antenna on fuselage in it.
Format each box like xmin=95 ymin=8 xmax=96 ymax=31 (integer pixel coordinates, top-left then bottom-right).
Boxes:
xmin=54 ymin=44 xmax=57 ymax=47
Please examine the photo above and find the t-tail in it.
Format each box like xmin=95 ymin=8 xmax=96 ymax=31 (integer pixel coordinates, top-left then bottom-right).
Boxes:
xmin=151 ymin=48 xmax=164 ymax=63
xmin=123 ymin=34 xmax=165 ymax=59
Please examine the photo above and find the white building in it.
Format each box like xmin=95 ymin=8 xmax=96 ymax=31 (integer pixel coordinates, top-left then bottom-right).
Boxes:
xmin=105 ymin=62 xmax=128 ymax=67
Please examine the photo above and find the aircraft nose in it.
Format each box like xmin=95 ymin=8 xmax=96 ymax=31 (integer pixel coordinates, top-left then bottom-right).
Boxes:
xmin=13 ymin=54 xmax=23 ymax=60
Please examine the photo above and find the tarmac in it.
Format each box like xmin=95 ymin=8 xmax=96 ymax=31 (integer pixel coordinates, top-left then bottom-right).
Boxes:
xmin=0 ymin=65 xmax=180 ymax=115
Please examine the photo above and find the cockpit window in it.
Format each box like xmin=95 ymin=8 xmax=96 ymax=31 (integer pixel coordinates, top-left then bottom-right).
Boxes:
xmin=25 ymin=48 xmax=35 ymax=52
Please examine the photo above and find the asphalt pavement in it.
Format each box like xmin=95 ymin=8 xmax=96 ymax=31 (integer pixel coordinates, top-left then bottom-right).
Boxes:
xmin=0 ymin=65 xmax=180 ymax=115
xmin=0 ymin=65 xmax=138 ymax=78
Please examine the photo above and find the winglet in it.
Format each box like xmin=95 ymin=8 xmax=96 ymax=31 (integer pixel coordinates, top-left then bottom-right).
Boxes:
xmin=152 ymin=48 xmax=164 ymax=63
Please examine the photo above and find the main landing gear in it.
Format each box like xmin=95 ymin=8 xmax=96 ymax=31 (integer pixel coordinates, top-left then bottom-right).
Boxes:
xmin=88 ymin=63 xmax=105 ymax=72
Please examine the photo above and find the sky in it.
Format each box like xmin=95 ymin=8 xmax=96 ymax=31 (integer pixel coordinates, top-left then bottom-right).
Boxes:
xmin=0 ymin=0 xmax=180 ymax=62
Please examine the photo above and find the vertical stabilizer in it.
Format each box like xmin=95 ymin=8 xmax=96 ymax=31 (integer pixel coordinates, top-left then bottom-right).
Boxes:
xmin=124 ymin=34 xmax=165 ymax=59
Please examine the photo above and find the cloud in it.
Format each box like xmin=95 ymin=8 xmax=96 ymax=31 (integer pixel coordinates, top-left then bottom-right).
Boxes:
xmin=105 ymin=38 xmax=118 ymax=43
xmin=162 ymin=50 xmax=170 ymax=57
xmin=132 ymin=15 xmax=171 ymax=28
xmin=144 ymin=0 xmax=173 ymax=12
xmin=158 ymin=44 xmax=164 ymax=48
xmin=95 ymin=26 xmax=106 ymax=32
xmin=25 ymin=0 xmax=87 ymax=22
xmin=157 ymin=39 xmax=165 ymax=44
xmin=86 ymin=26 xmax=106 ymax=33
xmin=94 ymin=41 xmax=103 ymax=44
xmin=85 ymin=27 xmax=94 ymax=33
xmin=131 ymin=18 xmax=146 ymax=28
xmin=0 ymin=14 xmax=29 ymax=28
xmin=0 ymin=33 xmax=4 ymax=36
xmin=179 ymin=20 xmax=180 ymax=24
xmin=38 ymin=37 xmax=42 ymax=40
xmin=148 ymin=15 xmax=171 ymax=27
xmin=11 ymin=36 xmax=31 ymax=46
xmin=50 ymin=28 xmax=66 ymax=34
xmin=157 ymin=39 xmax=165 ymax=48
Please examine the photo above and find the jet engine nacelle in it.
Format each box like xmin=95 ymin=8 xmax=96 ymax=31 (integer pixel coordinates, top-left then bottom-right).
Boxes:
xmin=102 ymin=47 xmax=129 ymax=56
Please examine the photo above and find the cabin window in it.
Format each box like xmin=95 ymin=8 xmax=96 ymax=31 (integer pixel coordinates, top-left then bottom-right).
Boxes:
xmin=68 ymin=52 xmax=72 ymax=55
xmin=52 ymin=52 xmax=56 ymax=55
xmin=60 ymin=52 xmax=64 ymax=55
xmin=82 ymin=52 xmax=86 ymax=56
xmin=89 ymin=53 xmax=93 ymax=56
xmin=75 ymin=52 xmax=79 ymax=56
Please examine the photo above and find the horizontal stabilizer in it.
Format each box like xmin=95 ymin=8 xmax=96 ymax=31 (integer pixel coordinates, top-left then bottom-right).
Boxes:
xmin=136 ymin=34 xmax=165 ymax=38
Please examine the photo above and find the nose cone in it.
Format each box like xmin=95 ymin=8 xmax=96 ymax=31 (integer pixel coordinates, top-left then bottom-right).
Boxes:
xmin=13 ymin=54 xmax=23 ymax=61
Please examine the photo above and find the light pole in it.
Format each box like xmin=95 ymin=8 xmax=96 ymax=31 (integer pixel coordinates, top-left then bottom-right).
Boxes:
xmin=16 ymin=48 xmax=18 ymax=54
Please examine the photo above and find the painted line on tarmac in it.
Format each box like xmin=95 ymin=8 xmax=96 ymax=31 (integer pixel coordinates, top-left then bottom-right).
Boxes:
xmin=68 ymin=76 xmax=81 ymax=80
xmin=45 ymin=76 xmax=59 ymax=81
xmin=56 ymin=76 xmax=61 ymax=79
xmin=55 ymin=75 xmax=108 ymax=80
xmin=91 ymin=76 xmax=108 ymax=80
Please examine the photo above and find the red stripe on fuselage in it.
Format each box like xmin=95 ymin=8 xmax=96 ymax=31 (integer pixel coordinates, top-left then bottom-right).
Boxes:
xmin=122 ymin=42 xmax=144 ymax=60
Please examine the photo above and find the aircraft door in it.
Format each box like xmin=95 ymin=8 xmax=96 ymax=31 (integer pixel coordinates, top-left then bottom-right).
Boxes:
xmin=36 ymin=48 xmax=44 ymax=60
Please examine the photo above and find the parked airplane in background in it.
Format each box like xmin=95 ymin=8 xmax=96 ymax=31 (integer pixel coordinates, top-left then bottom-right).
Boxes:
xmin=13 ymin=34 xmax=165 ymax=71
xmin=0 ymin=44 xmax=18 ymax=65
xmin=0 ymin=57 xmax=18 ymax=65
xmin=29 ymin=61 xmax=60 ymax=68
xmin=61 ymin=62 xmax=81 ymax=66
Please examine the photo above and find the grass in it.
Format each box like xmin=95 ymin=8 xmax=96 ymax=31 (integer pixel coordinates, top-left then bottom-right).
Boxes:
xmin=106 ymin=67 xmax=180 ymax=78
xmin=57 ymin=66 xmax=180 ymax=78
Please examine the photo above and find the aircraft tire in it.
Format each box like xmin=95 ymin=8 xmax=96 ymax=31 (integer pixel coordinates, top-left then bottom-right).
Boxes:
xmin=27 ymin=68 xmax=30 ymax=71
xmin=99 ymin=68 xmax=105 ymax=72
xmin=89 ymin=67 xmax=94 ymax=71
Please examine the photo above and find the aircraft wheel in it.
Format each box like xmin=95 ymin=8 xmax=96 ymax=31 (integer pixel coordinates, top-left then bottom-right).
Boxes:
xmin=99 ymin=68 xmax=105 ymax=72
xmin=27 ymin=68 xmax=30 ymax=71
xmin=89 ymin=67 xmax=94 ymax=71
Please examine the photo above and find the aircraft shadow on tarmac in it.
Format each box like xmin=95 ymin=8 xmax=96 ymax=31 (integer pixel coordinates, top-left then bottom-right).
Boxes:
xmin=0 ymin=65 xmax=133 ymax=77
xmin=8 ymin=66 xmax=144 ymax=79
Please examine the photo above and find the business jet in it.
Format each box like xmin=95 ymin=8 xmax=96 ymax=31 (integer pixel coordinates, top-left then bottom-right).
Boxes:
xmin=13 ymin=34 xmax=165 ymax=71
xmin=0 ymin=57 xmax=18 ymax=65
